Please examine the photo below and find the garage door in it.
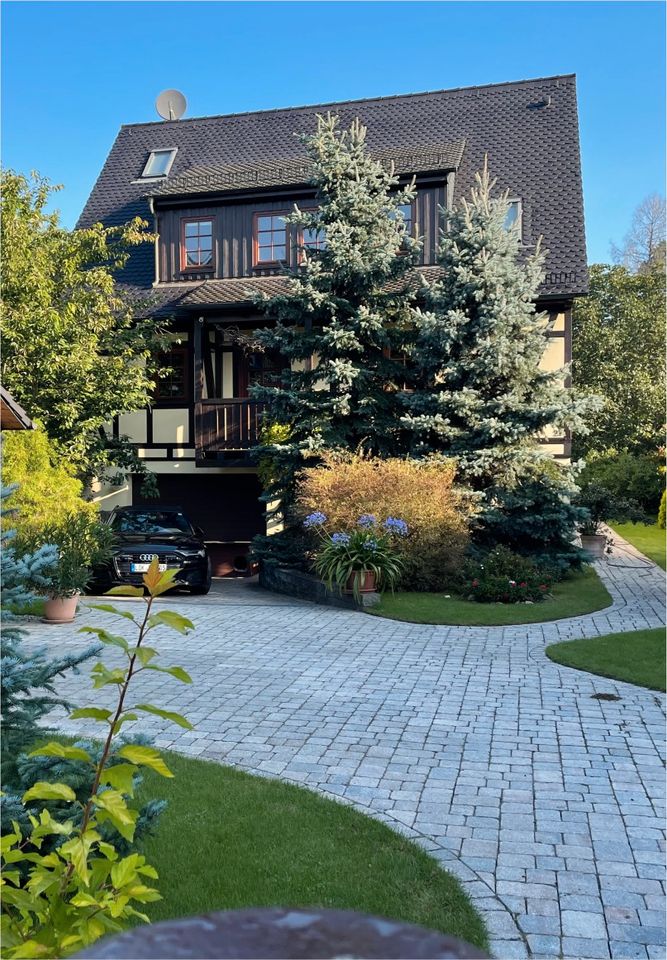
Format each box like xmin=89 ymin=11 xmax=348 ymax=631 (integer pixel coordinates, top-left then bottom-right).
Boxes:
xmin=132 ymin=473 xmax=265 ymax=542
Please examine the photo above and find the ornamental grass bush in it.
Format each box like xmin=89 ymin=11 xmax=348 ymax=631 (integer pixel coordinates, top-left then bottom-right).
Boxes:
xmin=297 ymin=453 xmax=474 ymax=591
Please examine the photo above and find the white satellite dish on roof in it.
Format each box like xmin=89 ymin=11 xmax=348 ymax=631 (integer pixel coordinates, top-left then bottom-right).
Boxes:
xmin=156 ymin=89 xmax=187 ymax=121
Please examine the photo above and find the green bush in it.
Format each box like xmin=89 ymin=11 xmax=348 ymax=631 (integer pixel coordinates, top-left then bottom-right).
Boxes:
xmin=2 ymin=429 xmax=98 ymax=542
xmin=659 ymin=489 xmax=666 ymax=529
xmin=577 ymin=450 xmax=663 ymax=513
xmin=463 ymin=546 xmax=554 ymax=604
xmin=297 ymin=453 xmax=475 ymax=591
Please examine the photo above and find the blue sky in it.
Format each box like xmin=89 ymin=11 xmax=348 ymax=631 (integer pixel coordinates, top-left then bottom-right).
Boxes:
xmin=2 ymin=1 xmax=664 ymax=263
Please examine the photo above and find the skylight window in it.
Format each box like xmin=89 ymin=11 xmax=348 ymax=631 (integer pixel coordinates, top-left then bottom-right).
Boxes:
xmin=142 ymin=148 xmax=177 ymax=178
xmin=504 ymin=199 xmax=522 ymax=236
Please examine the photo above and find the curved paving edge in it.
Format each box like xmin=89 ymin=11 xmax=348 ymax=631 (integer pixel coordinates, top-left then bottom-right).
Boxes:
xmin=20 ymin=529 xmax=666 ymax=960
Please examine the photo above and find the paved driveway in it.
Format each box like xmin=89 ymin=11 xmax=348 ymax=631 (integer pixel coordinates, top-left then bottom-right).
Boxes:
xmin=21 ymin=537 xmax=665 ymax=960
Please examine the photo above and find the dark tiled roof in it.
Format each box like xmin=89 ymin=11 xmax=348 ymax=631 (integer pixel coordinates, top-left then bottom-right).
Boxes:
xmin=79 ymin=75 xmax=588 ymax=303
xmin=150 ymin=140 xmax=467 ymax=198
xmin=176 ymin=266 xmax=443 ymax=309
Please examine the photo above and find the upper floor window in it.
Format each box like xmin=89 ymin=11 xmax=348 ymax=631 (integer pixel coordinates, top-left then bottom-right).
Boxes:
xmin=155 ymin=345 xmax=189 ymax=401
xmin=504 ymin=199 xmax=522 ymax=237
xmin=142 ymin=148 xmax=177 ymax=178
xmin=254 ymin=213 xmax=288 ymax=265
xmin=302 ymin=216 xmax=327 ymax=252
xmin=181 ymin=218 xmax=214 ymax=269
xmin=394 ymin=202 xmax=414 ymax=237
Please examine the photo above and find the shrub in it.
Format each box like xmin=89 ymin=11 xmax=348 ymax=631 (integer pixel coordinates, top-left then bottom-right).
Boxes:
xmin=575 ymin=482 xmax=648 ymax=536
xmin=297 ymin=453 xmax=474 ymax=591
xmin=2 ymin=429 xmax=98 ymax=542
xmin=577 ymin=450 xmax=664 ymax=514
xmin=462 ymin=546 xmax=554 ymax=604
xmin=17 ymin=511 xmax=114 ymax=598
xmin=477 ymin=464 xmax=588 ymax=576
xmin=659 ymin=489 xmax=666 ymax=529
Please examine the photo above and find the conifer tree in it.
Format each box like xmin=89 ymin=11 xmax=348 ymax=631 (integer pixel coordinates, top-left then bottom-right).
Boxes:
xmin=402 ymin=161 xmax=593 ymax=490
xmin=251 ymin=114 xmax=422 ymax=510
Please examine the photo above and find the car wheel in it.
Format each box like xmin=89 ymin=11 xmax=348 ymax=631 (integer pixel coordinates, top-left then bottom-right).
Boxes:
xmin=189 ymin=581 xmax=211 ymax=596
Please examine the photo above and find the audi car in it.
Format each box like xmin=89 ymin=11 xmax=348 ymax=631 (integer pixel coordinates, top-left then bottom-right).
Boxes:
xmin=94 ymin=506 xmax=212 ymax=595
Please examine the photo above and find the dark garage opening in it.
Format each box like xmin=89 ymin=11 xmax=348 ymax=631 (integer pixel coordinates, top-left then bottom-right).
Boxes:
xmin=132 ymin=473 xmax=265 ymax=576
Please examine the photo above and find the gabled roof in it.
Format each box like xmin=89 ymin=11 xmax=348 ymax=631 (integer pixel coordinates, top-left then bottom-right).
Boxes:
xmin=79 ymin=74 xmax=588 ymax=302
xmin=0 ymin=387 xmax=35 ymax=430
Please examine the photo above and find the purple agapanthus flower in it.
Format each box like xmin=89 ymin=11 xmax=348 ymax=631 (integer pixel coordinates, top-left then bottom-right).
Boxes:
xmin=303 ymin=511 xmax=327 ymax=528
xmin=358 ymin=514 xmax=377 ymax=528
xmin=384 ymin=517 xmax=409 ymax=537
xmin=331 ymin=532 xmax=351 ymax=546
xmin=365 ymin=539 xmax=378 ymax=550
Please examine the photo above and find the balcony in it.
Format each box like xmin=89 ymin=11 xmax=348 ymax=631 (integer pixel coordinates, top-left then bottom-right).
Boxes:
xmin=195 ymin=399 xmax=265 ymax=462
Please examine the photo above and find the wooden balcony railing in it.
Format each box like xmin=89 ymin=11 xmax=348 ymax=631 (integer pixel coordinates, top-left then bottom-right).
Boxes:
xmin=195 ymin=399 xmax=265 ymax=456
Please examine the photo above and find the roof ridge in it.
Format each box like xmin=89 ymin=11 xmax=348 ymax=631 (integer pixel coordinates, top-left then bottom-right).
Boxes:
xmin=120 ymin=74 xmax=576 ymax=131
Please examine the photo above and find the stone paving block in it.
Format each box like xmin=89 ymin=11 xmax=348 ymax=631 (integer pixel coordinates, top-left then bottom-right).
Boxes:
xmin=488 ymin=939 xmax=529 ymax=959
xmin=526 ymin=934 xmax=561 ymax=956
xmin=562 ymin=910 xmax=608 ymax=938
xmin=561 ymin=937 xmax=611 ymax=958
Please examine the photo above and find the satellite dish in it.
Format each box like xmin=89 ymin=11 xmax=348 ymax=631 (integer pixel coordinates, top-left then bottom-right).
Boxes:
xmin=156 ymin=89 xmax=187 ymax=121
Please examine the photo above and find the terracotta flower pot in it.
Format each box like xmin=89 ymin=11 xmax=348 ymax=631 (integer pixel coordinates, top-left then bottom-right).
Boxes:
xmin=344 ymin=570 xmax=377 ymax=595
xmin=580 ymin=534 xmax=607 ymax=561
xmin=42 ymin=595 xmax=80 ymax=624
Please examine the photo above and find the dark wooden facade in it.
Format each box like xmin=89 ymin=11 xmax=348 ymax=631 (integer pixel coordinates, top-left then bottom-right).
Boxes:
xmin=155 ymin=184 xmax=447 ymax=283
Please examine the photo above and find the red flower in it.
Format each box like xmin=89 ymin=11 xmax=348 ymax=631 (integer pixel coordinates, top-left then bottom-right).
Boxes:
xmin=539 ymin=584 xmax=547 ymax=591
xmin=520 ymin=581 xmax=527 ymax=588
xmin=472 ymin=578 xmax=479 ymax=587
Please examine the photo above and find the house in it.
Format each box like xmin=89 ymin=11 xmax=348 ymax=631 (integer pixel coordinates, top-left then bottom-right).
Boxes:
xmin=0 ymin=387 xmax=35 ymax=431
xmin=80 ymin=74 xmax=587 ymax=569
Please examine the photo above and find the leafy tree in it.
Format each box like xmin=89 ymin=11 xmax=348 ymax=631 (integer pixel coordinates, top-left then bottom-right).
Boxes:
xmin=402 ymin=161 xmax=593 ymax=491
xmin=572 ymin=264 xmax=665 ymax=456
xmin=611 ymin=193 xmax=666 ymax=274
xmin=251 ymin=113 xmax=422 ymax=511
xmin=2 ymin=429 xmax=98 ymax=543
xmin=1 ymin=170 xmax=169 ymax=490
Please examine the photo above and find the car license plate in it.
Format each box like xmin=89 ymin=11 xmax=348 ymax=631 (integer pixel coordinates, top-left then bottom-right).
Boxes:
xmin=131 ymin=562 xmax=167 ymax=573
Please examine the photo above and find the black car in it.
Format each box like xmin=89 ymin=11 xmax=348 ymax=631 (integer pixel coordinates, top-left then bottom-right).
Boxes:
xmin=95 ymin=506 xmax=212 ymax=595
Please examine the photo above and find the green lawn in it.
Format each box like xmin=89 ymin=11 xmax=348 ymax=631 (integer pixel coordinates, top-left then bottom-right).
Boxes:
xmin=546 ymin=627 xmax=666 ymax=692
xmin=370 ymin=566 xmax=612 ymax=626
xmin=610 ymin=521 xmax=666 ymax=570
xmin=5 ymin=598 xmax=45 ymax=617
xmin=134 ymin=752 xmax=487 ymax=950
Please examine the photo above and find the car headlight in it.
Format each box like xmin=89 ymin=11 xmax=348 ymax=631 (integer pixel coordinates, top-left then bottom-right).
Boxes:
xmin=182 ymin=549 xmax=206 ymax=558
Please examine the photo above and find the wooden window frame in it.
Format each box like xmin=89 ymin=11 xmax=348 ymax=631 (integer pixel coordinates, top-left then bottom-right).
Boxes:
xmin=252 ymin=211 xmax=290 ymax=268
xmin=154 ymin=344 xmax=190 ymax=404
xmin=394 ymin=199 xmax=415 ymax=238
xmin=180 ymin=216 xmax=215 ymax=273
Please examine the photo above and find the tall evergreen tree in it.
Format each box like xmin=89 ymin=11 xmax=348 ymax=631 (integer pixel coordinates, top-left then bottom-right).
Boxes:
xmin=402 ymin=161 xmax=594 ymax=490
xmin=251 ymin=114 xmax=422 ymax=508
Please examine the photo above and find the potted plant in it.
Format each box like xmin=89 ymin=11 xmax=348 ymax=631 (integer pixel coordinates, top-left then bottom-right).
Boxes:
xmin=576 ymin=483 xmax=646 ymax=560
xmin=304 ymin=512 xmax=407 ymax=602
xmin=34 ymin=512 xmax=114 ymax=623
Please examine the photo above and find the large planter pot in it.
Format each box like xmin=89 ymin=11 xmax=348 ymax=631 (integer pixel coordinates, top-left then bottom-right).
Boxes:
xmin=344 ymin=570 xmax=377 ymax=595
xmin=580 ymin=533 xmax=607 ymax=560
xmin=42 ymin=595 xmax=80 ymax=624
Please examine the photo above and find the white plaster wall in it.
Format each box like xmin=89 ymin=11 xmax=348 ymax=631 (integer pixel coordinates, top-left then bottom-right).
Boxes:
xmin=152 ymin=408 xmax=190 ymax=444
xmin=118 ymin=410 xmax=147 ymax=444
xmin=90 ymin=478 xmax=132 ymax=511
